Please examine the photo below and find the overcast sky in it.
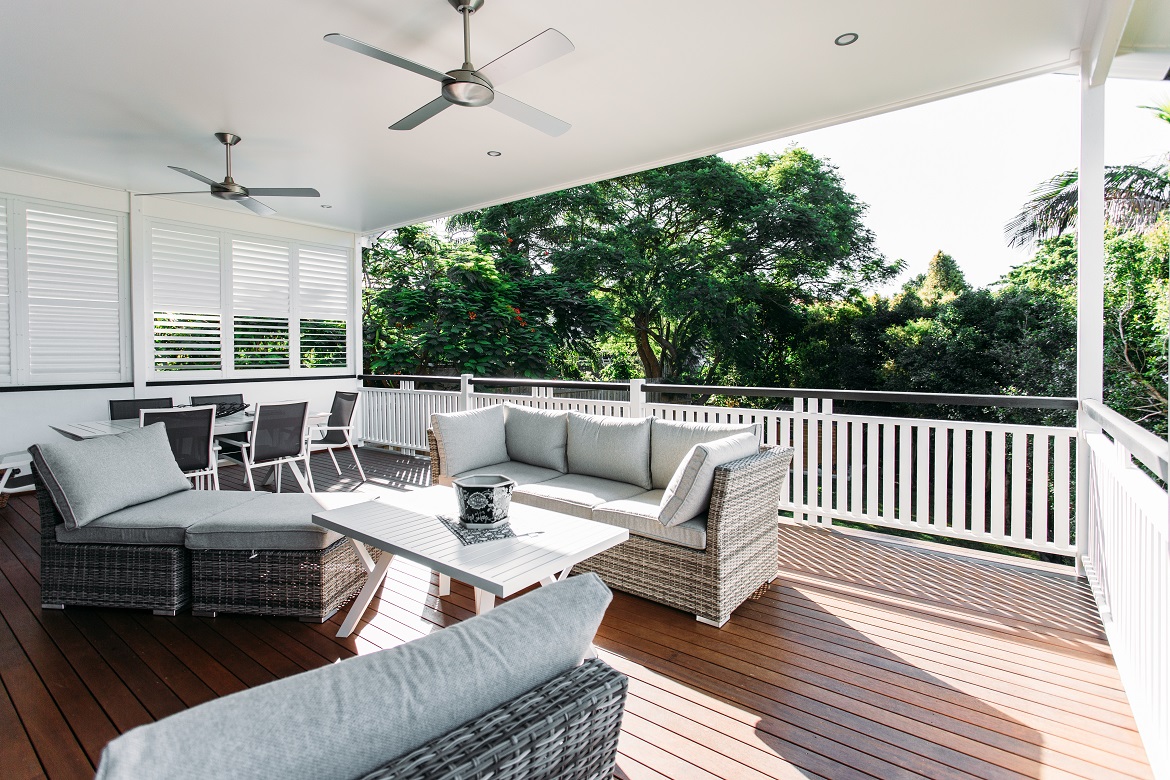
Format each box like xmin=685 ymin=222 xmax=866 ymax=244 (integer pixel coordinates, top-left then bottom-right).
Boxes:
xmin=723 ymin=74 xmax=1170 ymax=293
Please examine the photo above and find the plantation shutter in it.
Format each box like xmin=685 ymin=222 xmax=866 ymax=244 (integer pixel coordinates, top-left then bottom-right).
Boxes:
xmin=151 ymin=226 xmax=222 ymax=372
xmin=25 ymin=207 xmax=123 ymax=380
xmin=297 ymin=245 xmax=349 ymax=368
xmin=0 ymin=202 xmax=9 ymax=383
xmin=232 ymin=239 xmax=290 ymax=369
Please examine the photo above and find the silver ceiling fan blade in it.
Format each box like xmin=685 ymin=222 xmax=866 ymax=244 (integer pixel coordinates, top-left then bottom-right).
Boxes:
xmin=489 ymin=92 xmax=570 ymax=137
xmin=324 ymin=33 xmax=448 ymax=83
xmin=390 ymin=96 xmax=452 ymax=131
xmin=246 ymin=188 xmax=321 ymax=197
xmin=479 ymin=29 xmax=574 ymax=87
xmin=237 ymin=197 xmax=277 ymax=216
xmin=168 ymin=166 xmax=219 ymax=186
xmin=134 ymin=191 xmax=209 ymax=196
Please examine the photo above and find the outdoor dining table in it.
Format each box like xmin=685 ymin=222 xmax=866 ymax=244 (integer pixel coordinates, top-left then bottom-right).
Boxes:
xmin=49 ymin=410 xmax=330 ymax=441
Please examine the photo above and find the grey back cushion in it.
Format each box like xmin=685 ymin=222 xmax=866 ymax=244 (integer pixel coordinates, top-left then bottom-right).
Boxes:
xmin=566 ymin=412 xmax=653 ymax=490
xmin=650 ymin=418 xmax=762 ymax=489
xmin=504 ymin=403 xmax=568 ymax=472
xmin=430 ymin=405 xmax=508 ymax=477
xmin=659 ymin=432 xmax=761 ymax=527
xmin=28 ymin=423 xmax=191 ymax=530
xmin=93 ymin=574 xmax=614 ymax=780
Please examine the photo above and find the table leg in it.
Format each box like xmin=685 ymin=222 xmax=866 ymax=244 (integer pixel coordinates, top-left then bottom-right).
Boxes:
xmin=539 ymin=568 xmax=573 ymax=587
xmin=437 ymin=573 xmax=451 ymax=597
xmin=473 ymin=588 xmax=495 ymax=614
xmin=336 ymin=552 xmax=394 ymax=638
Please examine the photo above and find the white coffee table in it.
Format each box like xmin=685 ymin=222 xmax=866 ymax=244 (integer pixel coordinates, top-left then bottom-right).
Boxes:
xmin=313 ymin=485 xmax=629 ymax=638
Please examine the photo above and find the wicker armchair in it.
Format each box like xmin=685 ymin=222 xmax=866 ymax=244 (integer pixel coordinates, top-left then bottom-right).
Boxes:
xmin=360 ymin=658 xmax=628 ymax=780
xmin=35 ymin=470 xmax=191 ymax=616
xmin=573 ymin=445 xmax=793 ymax=627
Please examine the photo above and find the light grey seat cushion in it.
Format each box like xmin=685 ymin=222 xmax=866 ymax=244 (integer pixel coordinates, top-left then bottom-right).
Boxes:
xmin=593 ymin=490 xmax=708 ymax=551
xmin=650 ymin=418 xmax=762 ymax=489
xmin=503 ymin=404 xmax=568 ymax=472
xmin=514 ymin=473 xmax=646 ymax=519
xmin=430 ymin=405 xmax=508 ymax=478
xmin=453 ymin=460 xmax=563 ymax=487
xmin=659 ymin=433 xmax=761 ymax=527
xmin=93 ymin=573 xmax=613 ymax=780
xmin=184 ymin=493 xmax=371 ymax=550
xmin=56 ymin=491 xmax=265 ymax=546
xmin=566 ymin=412 xmax=652 ymax=490
xmin=29 ymin=423 xmax=192 ymax=530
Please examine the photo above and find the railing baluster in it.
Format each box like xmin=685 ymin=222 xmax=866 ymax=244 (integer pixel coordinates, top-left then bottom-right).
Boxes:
xmin=934 ymin=425 xmax=949 ymax=533
xmin=915 ymin=423 xmax=929 ymax=529
xmin=1011 ymin=431 xmax=1028 ymax=546
xmin=1031 ymin=432 xmax=1050 ymax=547
xmin=990 ymin=429 xmax=1007 ymax=540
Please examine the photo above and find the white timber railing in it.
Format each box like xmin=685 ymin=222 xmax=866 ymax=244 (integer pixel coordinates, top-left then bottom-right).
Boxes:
xmin=1081 ymin=399 xmax=1169 ymax=779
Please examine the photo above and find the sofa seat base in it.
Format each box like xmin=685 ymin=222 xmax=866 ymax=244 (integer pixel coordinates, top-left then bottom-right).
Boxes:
xmin=513 ymin=474 xmax=645 ymax=519
xmin=55 ymin=491 xmax=267 ymax=546
xmin=449 ymin=460 xmax=563 ymax=488
xmin=592 ymin=490 xmax=708 ymax=551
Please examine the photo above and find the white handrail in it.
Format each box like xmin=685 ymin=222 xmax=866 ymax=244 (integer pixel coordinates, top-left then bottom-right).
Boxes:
xmin=1082 ymin=398 xmax=1169 ymax=481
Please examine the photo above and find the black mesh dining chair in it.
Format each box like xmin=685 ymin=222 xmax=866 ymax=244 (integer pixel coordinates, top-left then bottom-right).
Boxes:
xmin=190 ymin=393 xmax=245 ymax=407
xmin=309 ymin=391 xmax=367 ymax=482
xmin=109 ymin=397 xmax=173 ymax=420
xmin=218 ymin=401 xmax=313 ymax=492
xmin=140 ymin=406 xmax=219 ymax=489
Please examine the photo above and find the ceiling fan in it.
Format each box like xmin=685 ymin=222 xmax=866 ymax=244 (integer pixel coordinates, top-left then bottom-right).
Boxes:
xmin=138 ymin=133 xmax=321 ymax=216
xmin=325 ymin=0 xmax=574 ymax=136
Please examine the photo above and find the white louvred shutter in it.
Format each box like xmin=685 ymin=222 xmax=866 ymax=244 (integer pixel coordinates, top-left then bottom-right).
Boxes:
xmin=25 ymin=207 xmax=123 ymax=380
xmin=232 ymin=238 xmax=290 ymax=369
xmin=151 ymin=226 xmax=222 ymax=372
xmin=298 ymin=245 xmax=349 ymax=369
xmin=0 ymin=202 xmax=9 ymax=383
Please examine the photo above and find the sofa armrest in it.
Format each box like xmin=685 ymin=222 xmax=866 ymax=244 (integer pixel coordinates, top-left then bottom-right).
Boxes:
xmin=706 ymin=445 xmax=795 ymax=554
xmin=426 ymin=429 xmax=450 ymax=486
xmin=357 ymin=658 xmax=628 ymax=780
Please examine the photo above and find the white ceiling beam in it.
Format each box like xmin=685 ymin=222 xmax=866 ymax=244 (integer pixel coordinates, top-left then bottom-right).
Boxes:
xmin=1085 ymin=0 xmax=1138 ymax=86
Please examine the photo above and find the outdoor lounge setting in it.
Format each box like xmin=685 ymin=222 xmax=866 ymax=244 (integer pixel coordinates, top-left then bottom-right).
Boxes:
xmin=1 ymin=1 xmax=1169 ymax=779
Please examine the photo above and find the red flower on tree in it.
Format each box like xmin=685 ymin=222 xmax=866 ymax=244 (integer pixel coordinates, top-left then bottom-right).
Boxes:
xmin=468 ymin=311 xmax=477 ymax=320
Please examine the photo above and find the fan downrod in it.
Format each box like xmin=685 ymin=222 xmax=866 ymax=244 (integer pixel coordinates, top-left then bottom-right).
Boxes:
xmin=212 ymin=132 xmax=247 ymax=200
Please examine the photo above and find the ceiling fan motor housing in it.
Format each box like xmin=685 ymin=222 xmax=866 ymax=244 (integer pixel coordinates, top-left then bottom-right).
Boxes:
xmin=442 ymin=69 xmax=494 ymax=106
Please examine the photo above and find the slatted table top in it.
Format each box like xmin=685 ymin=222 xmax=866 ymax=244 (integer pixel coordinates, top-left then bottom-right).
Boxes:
xmin=313 ymin=485 xmax=629 ymax=598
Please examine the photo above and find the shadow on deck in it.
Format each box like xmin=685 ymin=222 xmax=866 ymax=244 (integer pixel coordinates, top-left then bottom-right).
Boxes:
xmin=0 ymin=447 xmax=1151 ymax=779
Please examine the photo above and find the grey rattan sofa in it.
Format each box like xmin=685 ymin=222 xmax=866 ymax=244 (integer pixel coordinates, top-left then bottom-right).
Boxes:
xmin=94 ymin=574 xmax=626 ymax=780
xmin=429 ymin=403 xmax=795 ymax=626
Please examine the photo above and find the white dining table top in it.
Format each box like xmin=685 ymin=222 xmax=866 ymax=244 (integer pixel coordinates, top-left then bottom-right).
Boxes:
xmin=51 ymin=410 xmax=329 ymax=440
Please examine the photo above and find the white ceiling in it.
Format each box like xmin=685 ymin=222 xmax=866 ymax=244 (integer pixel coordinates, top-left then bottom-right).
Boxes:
xmin=0 ymin=0 xmax=1156 ymax=234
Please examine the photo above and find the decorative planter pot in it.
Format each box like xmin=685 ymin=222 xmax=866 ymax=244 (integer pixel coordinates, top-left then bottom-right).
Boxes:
xmin=452 ymin=474 xmax=516 ymax=528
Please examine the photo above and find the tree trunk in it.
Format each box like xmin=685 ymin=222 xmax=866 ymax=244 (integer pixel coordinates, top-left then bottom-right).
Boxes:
xmin=632 ymin=314 xmax=663 ymax=379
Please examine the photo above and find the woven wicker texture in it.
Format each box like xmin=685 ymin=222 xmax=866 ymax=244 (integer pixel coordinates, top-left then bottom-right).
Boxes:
xmin=191 ymin=539 xmax=380 ymax=621
xmin=358 ymin=658 xmax=627 ymax=780
xmin=35 ymin=471 xmax=191 ymax=613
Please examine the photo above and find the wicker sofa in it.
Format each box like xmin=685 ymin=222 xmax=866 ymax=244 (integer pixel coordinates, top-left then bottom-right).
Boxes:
xmin=429 ymin=403 xmax=794 ymax=626
xmin=30 ymin=425 xmax=376 ymax=620
xmin=94 ymin=574 xmax=626 ymax=780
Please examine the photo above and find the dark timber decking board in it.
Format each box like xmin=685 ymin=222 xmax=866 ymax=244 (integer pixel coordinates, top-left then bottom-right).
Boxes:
xmin=0 ymin=447 xmax=1151 ymax=779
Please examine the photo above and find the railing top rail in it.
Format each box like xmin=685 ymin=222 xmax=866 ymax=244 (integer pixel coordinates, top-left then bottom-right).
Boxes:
xmin=361 ymin=374 xmax=462 ymax=384
xmin=471 ymin=377 xmax=630 ymax=391
xmin=642 ymin=383 xmax=1079 ymax=410
xmin=1083 ymin=399 xmax=1169 ymax=481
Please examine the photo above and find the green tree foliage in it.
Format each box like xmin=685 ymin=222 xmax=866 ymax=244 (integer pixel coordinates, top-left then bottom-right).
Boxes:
xmin=363 ymin=225 xmax=610 ymax=377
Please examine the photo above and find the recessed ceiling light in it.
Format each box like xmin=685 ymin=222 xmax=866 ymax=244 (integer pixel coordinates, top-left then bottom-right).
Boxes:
xmin=835 ymin=32 xmax=859 ymax=46
xmin=320 ymin=204 xmax=332 ymax=209
xmin=487 ymin=150 xmax=502 ymax=157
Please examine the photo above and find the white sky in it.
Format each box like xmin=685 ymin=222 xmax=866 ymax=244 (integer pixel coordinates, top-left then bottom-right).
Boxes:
xmin=723 ymin=74 xmax=1170 ymax=293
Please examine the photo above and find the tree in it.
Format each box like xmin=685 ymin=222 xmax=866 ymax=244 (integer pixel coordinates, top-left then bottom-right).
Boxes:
xmin=1005 ymin=103 xmax=1170 ymax=247
xmin=915 ymin=250 xmax=970 ymax=304
xmin=451 ymin=149 xmax=897 ymax=384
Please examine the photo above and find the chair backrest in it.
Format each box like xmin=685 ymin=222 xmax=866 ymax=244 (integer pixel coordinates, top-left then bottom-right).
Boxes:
xmin=249 ymin=401 xmax=310 ymax=463
xmin=190 ymin=393 xmax=244 ymax=407
xmin=109 ymin=397 xmax=173 ymax=421
xmin=141 ymin=406 xmax=216 ymax=473
xmin=319 ymin=391 xmax=360 ymax=445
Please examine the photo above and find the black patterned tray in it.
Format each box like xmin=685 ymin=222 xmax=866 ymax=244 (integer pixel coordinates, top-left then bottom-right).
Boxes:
xmin=437 ymin=515 xmax=517 ymax=546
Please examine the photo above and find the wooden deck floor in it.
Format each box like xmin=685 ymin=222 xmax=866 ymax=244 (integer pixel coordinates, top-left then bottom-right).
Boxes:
xmin=0 ymin=448 xmax=1151 ymax=779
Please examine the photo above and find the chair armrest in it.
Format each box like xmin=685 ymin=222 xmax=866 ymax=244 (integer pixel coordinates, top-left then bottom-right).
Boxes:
xmin=356 ymin=658 xmax=627 ymax=780
xmin=706 ymin=445 xmax=795 ymax=554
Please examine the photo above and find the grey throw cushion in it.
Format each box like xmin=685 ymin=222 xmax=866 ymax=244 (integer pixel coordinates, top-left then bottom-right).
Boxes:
xmin=566 ymin=412 xmax=652 ymax=489
xmin=649 ymin=418 xmax=762 ymax=489
xmin=29 ymin=424 xmax=191 ymax=530
xmin=93 ymin=574 xmax=613 ymax=780
xmin=430 ymin=405 xmax=508 ymax=478
xmin=504 ymin=404 xmax=568 ymax=472
xmin=184 ymin=493 xmax=371 ymax=550
xmin=659 ymin=433 xmax=761 ymax=527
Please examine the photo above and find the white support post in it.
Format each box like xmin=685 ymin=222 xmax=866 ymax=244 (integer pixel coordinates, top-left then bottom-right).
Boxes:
xmin=1075 ymin=58 xmax=1106 ymax=578
xmin=128 ymin=198 xmax=149 ymax=396
xmin=629 ymin=378 xmax=645 ymax=418
xmin=459 ymin=373 xmax=473 ymax=411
